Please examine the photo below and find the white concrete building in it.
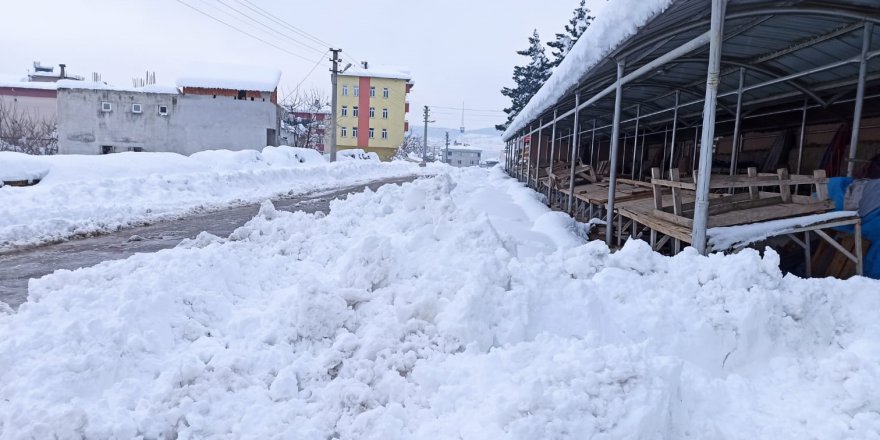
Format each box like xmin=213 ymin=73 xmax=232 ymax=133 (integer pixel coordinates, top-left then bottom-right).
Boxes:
xmin=444 ymin=148 xmax=482 ymax=167
xmin=57 ymin=68 xmax=282 ymax=155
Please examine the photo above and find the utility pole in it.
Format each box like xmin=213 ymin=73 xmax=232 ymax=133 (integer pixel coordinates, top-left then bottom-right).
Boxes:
xmin=445 ymin=131 xmax=450 ymax=164
xmin=422 ymin=106 xmax=431 ymax=166
xmin=328 ymin=48 xmax=341 ymax=162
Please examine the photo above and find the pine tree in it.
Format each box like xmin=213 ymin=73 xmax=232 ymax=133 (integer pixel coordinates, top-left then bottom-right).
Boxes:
xmin=548 ymin=0 xmax=595 ymax=68
xmin=497 ymin=30 xmax=553 ymax=131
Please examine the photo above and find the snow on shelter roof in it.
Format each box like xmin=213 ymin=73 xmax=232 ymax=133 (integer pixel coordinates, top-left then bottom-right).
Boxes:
xmin=502 ymin=0 xmax=674 ymax=140
xmin=176 ymin=65 xmax=282 ymax=92
xmin=340 ymin=65 xmax=412 ymax=82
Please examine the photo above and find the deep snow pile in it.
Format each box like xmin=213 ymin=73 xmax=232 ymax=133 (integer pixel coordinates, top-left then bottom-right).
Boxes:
xmin=2 ymin=167 xmax=879 ymax=438
xmin=0 ymin=147 xmax=423 ymax=250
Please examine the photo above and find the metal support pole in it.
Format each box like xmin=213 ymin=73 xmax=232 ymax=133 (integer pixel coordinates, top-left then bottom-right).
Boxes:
xmin=567 ymin=94 xmax=581 ymax=213
xmin=729 ymin=67 xmax=745 ymax=176
xmin=534 ymin=119 xmax=543 ymax=189
xmin=692 ymin=0 xmax=727 ymax=255
xmin=847 ymin=22 xmax=873 ymax=178
xmin=639 ymin=128 xmax=647 ymax=179
xmin=606 ymin=60 xmax=626 ymax=247
xmin=632 ymin=105 xmax=641 ymax=179
xmin=329 ymin=48 xmax=341 ymax=162
xmin=547 ymin=111 xmax=557 ymax=200
xmin=661 ymin=126 xmax=669 ymax=173
xmin=692 ymin=124 xmax=700 ymax=173
xmin=589 ymin=120 xmax=597 ymax=166
xmin=669 ymin=91 xmax=680 ymax=176
xmin=797 ymin=99 xmax=808 ymax=175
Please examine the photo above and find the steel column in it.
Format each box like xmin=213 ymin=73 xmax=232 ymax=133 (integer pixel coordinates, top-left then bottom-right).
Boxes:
xmin=669 ymin=91 xmax=680 ymax=176
xmin=797 ymin=99 xmax=808 ymax=175
xmin=847 ymin=22 xmax=873 ymax=177
xmin=692 ymin=0 xmax=727 ymax=255
xmin=534 ymin=119 xmax=543 ymax=189
xmin=547 ymin=110 xmax=557 ymax=200
xmin=661 ymin=126 xmax=669 ymax=173
xmin=729 ymin=67 xmax=745 ymax=176
xmin=567 ymin=94 xmax=581 ymax=213
xmin=605 ymin=60 xmax=626 ymax=246
xmin=589 ymin=120 xmax=597 ymax=166
xmin=632 ymin=105 xmax=641 ymax=179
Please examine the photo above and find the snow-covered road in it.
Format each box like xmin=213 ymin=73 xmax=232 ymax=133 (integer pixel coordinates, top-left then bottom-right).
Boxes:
xmin=0 ymin=176 xmax=417 ymax=310
xmin=2 ymin=166 xmax=879 ymax=439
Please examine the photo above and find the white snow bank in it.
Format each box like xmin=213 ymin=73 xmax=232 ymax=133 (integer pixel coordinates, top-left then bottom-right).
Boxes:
xmin=708 ymin=210 xmax=859 ymax=250
xmin=0 ymin=148 xmax=424 ymax=250
xmin=176 ymin=64 xmax=282 ymax=92
xmin=503 ymin=0 xmax=673 ymax=140
xmin=341 ymin=64 xmax=412 ymax=81
xmin=0 ymin=152 xmax=50 ymax=183
xmin=338 ymin=149 xmax=380 ymax=162
xmin=2 ymin=166 xmax=878 ymax=438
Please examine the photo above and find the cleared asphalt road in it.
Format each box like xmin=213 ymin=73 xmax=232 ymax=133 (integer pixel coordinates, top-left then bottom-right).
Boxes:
xmin=0 ymin=176 xmax=418 ymax=309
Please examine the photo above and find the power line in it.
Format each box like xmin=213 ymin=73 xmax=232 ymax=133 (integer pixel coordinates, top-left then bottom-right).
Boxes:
xmin=281 ymin=49 xmax=330 ymax=104
xmin=213 ymin=0 xmax=328 ymax=56
xmin=432 ymin=105 xmax=507 ymax=113
xmin=176 ymin=0 xmax=321 ymax=63
xmin=235 ymin=0 xmax=333 ymax=48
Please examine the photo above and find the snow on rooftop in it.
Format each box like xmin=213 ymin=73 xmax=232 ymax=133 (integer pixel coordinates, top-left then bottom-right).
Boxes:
xmin=0 ymin=75 xmax=58 ymax=91
xmin=341 ymin=64 xmax=412 ymax=82
xmin=55 ymin=80 xmax=180 ymax=95
xmin=176 ymin=64 xmax=282 ymax=92
xmin=503 ymin=0 xmax=674 ymax=140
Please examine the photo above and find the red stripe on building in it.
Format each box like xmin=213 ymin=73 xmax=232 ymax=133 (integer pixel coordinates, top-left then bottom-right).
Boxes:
xmin=357 ymin=77 xmax=370 ymax=148
xmin=0 ymin=87 xmax=57 ymax=98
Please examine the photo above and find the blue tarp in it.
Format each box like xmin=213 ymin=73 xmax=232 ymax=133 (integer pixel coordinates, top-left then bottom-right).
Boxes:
xmin=828 ymin=177 xmax=880 ymax=279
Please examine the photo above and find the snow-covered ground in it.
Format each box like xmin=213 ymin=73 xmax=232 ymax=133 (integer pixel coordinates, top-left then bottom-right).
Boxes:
xmin=2 ymin=166 xmax=879 ymax=438
xmin=0 ymin=148 xmax=425 ymax=250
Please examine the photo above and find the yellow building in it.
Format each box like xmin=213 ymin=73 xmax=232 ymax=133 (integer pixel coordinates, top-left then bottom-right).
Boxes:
xmin=336 ymin=64 xmax=413 ymax=161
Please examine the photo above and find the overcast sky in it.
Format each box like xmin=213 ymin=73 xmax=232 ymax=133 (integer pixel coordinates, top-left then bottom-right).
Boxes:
xmin=1 ymin=0 xmax=600 ymax=129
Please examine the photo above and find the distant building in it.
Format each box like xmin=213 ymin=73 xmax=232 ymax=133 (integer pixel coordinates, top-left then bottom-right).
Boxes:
xmin=0 ymin=62 xmax=84 ymax=124
xmin=445 ymin=148 xmax=482 ymax=167
xmin=335 ymin=63 xmax=413 ymax=161
xmin=57 ymin=67 xmax=282 ymax=155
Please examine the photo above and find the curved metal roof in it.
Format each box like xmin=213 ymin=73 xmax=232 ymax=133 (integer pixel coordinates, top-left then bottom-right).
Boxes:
xmin=504 ymin=0 xmax=880 ymax=141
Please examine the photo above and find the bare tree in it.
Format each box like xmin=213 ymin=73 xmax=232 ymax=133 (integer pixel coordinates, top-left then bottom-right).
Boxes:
xmin=0 ymin=101 xmax=57 ymax=155
xmin=280 ymin=88 xmax=330 ymax=151
xmin=394 ymin=131 xmax=422 ymax=160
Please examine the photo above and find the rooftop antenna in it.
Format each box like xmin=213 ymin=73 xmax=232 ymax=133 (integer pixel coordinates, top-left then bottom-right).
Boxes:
xmin=459 ymin=101 xmax=465 ymax=133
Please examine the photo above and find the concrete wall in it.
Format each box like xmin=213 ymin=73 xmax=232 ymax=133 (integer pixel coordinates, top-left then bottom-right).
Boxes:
xmin=58 ymin=88 xmax=279 ymax=155
xmin=336 ymin=75 xmax=410 ymax=160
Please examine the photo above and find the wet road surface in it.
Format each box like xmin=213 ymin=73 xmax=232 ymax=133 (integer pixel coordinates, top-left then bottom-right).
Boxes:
xmin=0 ymin=176 xmax=418 ymax=309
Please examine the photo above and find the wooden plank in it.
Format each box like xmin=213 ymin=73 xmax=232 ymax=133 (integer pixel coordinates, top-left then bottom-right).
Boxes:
xmin=777 ymin=168 xmax=792 ymax=203
xmin=651 ymin=168 xmax=663 ymax=210
xmin=814 ymin=169 xmax=829 ymax=200
xmin=747 ymin=167 xmax=759 ymax=200
xmin=706 ymin=201 xmax=833 ymax=227
xmin=670 ymin=168 xmax=683 ymax=216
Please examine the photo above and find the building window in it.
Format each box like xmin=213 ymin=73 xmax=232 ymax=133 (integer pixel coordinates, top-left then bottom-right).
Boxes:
xmin=352 ymin=127 xmax=359 ymax=138
xmin=131 ymin=103 xmax=142 ymax=114
xmin=101 ymin=102 xmax=112 ymax=112
xmin=341 ymin=126 xmax=347 ymax=137
xmin=382 ymin=108 xmax=388 ymax=119
xmin=342 ymin=85 xmax=348 ymax=96
xmin=370 ymin=86 xmax=376 ymax=97
xmin=158 ymin=105 xmax=169 ymax=116
xmin=369 ymin=128 xmax=375 ymax=139
xmin=383 ymin=87 xmax=389 ymax=98
xmin=381 ymin=128 xmax=388 ymax=139
xmin=353 ymin=106 xmax=359 ymax=117
xmin=341 ymin=106 xmax=348 ymax=117
xmin=354 ymin=86 xmax=359 ymax=97
xmin=369 ymin=107 xmax=375 ymax=118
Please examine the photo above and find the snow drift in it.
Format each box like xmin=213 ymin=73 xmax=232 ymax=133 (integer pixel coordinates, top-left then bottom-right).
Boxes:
xmin=1 ymin=167 xmax=878 ymax=438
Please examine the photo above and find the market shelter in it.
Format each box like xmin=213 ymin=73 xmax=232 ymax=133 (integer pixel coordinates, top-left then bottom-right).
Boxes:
xmin=503 ymin=0 xmax=880 ymax=277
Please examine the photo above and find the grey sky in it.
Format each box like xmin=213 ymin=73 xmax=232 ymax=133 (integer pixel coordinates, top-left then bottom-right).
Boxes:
xmin=1 ymin=0 xmax=598 ymax=129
